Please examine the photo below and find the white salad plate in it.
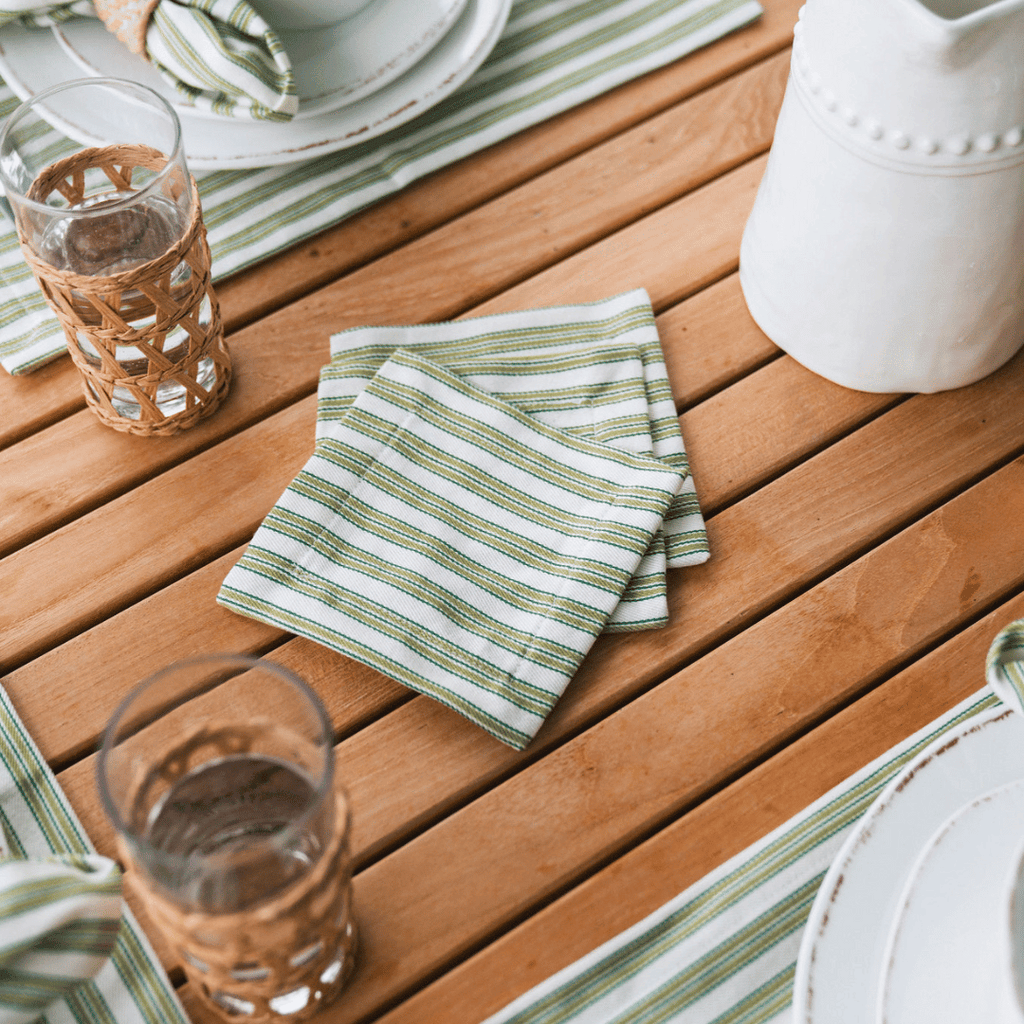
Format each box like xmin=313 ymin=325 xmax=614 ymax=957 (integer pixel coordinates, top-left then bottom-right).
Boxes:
xmin=878 ymin=776 xmax=1024 ymax=1024
xmin=0 ymin=0 xmax=511 ymax=168
xmin=792 ymin=704 xmax=1024 ymax=1024
xmin=52 ymin=0 xmax=470 ymax=120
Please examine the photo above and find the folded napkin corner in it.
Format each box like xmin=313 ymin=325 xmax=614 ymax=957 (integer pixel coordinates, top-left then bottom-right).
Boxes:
xmin=25 ymin=0 xmax=302 ymax=121
xmin=987 ymin=616 xmax=1024 ymax=714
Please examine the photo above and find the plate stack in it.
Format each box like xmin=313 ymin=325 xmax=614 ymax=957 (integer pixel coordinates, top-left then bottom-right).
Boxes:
xmin=793 ymin=703 xmax=1024 ymax=1024
xmin=0 ymin=0 xmax=512 ymax=167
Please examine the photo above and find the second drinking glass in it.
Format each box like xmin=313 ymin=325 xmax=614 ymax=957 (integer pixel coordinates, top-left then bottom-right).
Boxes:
xmin=97 ymin=655 xmax=357 ymax=1022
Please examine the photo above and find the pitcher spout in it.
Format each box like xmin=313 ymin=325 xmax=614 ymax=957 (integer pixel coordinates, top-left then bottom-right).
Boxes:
xmin=896 ymin=0 xmax=1024 ymax=70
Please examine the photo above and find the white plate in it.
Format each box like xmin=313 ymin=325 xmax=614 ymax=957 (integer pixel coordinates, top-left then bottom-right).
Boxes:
xmin=51 ymin=0 xmax=470 ymax=120
xmin=0 ymin=0 xmax=510 ymax=168
xmin=879 ymin=777 xmax=1024 ymax=1024
xmin=792 ymin=705 xmax=1024 ymax=1024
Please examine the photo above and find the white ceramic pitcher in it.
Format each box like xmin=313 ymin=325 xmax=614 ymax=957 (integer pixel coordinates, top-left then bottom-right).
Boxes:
xmin=739 ymin=0 xmax=1024 ymax=393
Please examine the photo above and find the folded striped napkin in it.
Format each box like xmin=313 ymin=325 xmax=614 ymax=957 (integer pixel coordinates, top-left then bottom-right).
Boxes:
xmin=0 ymin=686 xmax=187 ymax=1024
xmin=219 ymin=345 xmax=684 ymax=748
xmin=0 ymin=0 xmax=296 ymax=120
xmin=317 ymin=290 xmax=709 ymax=631
xmin=323 ymin=342 xmax=671 ymax=632
xmin=0 ymin=848 xmax=122 ymax=1024
xmin=986 ymin=616 xmax=1024 ymax=713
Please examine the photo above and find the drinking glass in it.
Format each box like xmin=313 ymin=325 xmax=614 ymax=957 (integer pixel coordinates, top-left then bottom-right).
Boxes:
xmin=97 ymin=655 xmax=357 ymax=1022
xmin=0 ymin=77 xmax=230 ymax=435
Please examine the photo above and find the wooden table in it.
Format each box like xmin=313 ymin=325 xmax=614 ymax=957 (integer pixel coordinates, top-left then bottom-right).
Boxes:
xmin=3 ymin=0 xmax=1024 ymax=1019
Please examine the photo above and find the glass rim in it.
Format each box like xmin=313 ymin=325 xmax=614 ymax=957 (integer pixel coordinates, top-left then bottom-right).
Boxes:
xmin=96 ymin=652 xmax=338 ymax=854
xmin=0 ymin=76 xmax=186 ymax=218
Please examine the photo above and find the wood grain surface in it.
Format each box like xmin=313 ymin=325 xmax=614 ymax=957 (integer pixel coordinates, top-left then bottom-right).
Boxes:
xmin=2 ymin=2 xmax=1021 ymax=1023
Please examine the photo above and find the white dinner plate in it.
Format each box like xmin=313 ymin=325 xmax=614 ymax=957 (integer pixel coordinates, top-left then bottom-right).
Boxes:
xmin=879 ymin=777 xmax=1024 ymax=1024
xmin=792 ymin=705 xmax=1024 ymax=1024
xmin=0 ymin=0 xmax=511 ymax=169
xmin=51 ymin=0 xmax=470 ymax=120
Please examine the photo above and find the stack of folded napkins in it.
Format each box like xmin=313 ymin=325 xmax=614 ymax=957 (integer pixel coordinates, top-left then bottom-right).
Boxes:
xmin=218 ymin=289 xmax=708 ymax=749
xmin=0 ymin=0 xmax=296 ymax=119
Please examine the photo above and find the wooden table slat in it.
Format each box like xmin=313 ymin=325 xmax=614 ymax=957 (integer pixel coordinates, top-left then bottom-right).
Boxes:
xmin=2 ymin=6 xmax=1017 ymax=1023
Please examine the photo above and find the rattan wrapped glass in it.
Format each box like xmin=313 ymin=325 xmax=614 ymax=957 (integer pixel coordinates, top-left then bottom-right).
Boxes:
xmin=0 ymin=78 xmax=231 ymax=435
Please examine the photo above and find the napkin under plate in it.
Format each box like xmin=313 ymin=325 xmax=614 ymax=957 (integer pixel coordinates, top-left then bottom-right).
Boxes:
xmin=219 ymin=347 xmax=682 ymax=748
xmin=0 ymin=0 xmax=296 ymax=119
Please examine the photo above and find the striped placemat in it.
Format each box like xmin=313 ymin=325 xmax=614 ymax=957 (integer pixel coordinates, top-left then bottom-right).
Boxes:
xmin=0 ymin=686 xmax=188 ymax=1024
xmin=480 ymin=686 xmax=1002 ymax=1024
xmin=0 ymin=0 xmax=763 ymax=374
xmin=481 ymin=619 xmax=1024 ymax=1023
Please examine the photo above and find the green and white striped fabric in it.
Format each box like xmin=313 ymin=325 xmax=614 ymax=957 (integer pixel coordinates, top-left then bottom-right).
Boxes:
xmin=146 ymin=0 xmax=297 ymax=120
xmin=0 ymin=687 xmax=187 ymax=1024
xmin=0 ymin=851 xmax=122 ymax=1024
xmin=0 ymin=0 xmax=296 ymax=120
xmin=318 ymin=289 xmax=710 ymax=630
xmin=476 ymin=620 xmax=1024 ymax=1023
xmin=0 ymin=0 xmax=763 ymax=375
xmin=323 ymin=331 xmax=672 ymax=632
xmin=480 ymin=684 xmax=1006 ymax=1024
xmin=0 ymin=0 xmax=91 ymax=26
xmin=219 ymin=346 xmax=683 ymax=748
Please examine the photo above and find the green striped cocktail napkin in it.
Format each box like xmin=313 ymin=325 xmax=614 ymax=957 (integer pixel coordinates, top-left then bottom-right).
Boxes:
xmin=323 ymin=335 xmax=673 ymax=633
xmin=219 ymin=345 xmax=683 ymax=749
xmin=317 ymin=289 xmax=710 ymax=630
xmin=0 ymin=0 xmax=763 ymax=374
xmin=477 ymin=619 xmax=1024 ymax=1024
xmin=0 ymin=849 xmax=121 ymax=1024
xmin=0 ymin=687 xmax=187 ymax=1024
